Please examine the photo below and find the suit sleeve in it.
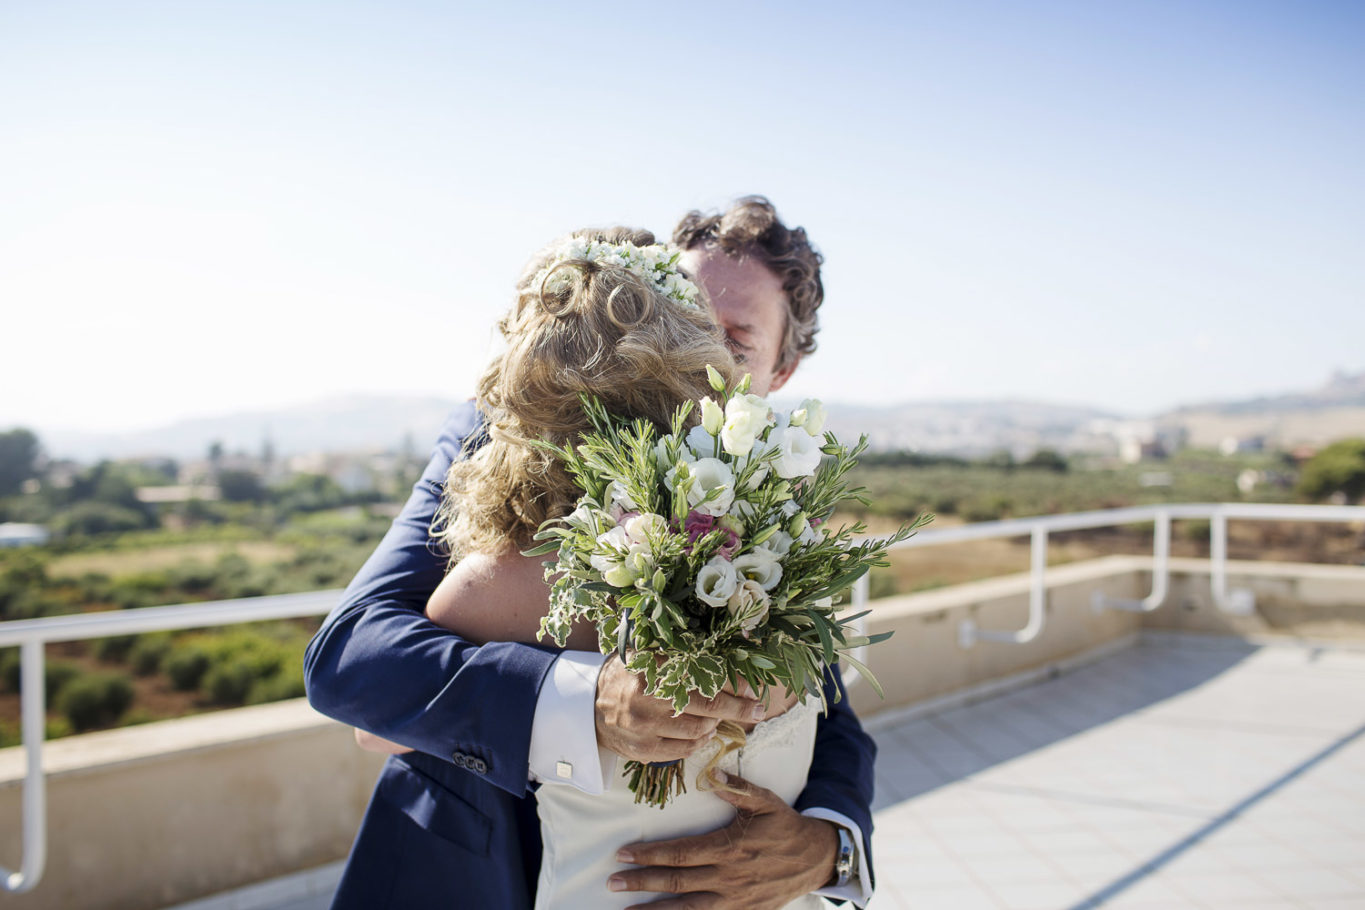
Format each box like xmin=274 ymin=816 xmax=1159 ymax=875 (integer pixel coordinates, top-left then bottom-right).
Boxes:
xmin=303 ymin=403 xmax=559 ymax=798
xmin=794 ymin=666 xmax=878 ymax=894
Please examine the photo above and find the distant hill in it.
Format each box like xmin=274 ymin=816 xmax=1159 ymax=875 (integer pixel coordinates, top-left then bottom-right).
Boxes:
xmin=813 ymin=400 xmax=1120 ymax=457
xmin=1158 ymin=370 xmax=1365 ymax=449
xmin=1168 ymin=369 xmax=1365 ymax=416
xmin=35 ymin=368 xmax=1365 ymax=462
xmin=43 ymin=394 xmax=466 ymax=461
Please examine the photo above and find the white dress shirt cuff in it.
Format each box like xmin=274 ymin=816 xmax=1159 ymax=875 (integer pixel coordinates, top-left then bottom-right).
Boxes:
xmin=801 ymin=809 xmax=872 ymax=908
xmin=528 ymin=649 xmax=616 ymax=794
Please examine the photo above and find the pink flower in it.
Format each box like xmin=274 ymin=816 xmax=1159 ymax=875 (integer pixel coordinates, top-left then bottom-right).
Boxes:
xmin=716 ymin=527 xmax=742 ymax=560
xmin=683 ymin=511 xmax=715 ymax=546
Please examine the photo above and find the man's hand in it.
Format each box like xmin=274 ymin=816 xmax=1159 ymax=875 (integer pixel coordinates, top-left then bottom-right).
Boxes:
xmin=606 ymin=770 xmax=839 ymax=910
xmin=595 ymin=657 xmax=766 ymax=763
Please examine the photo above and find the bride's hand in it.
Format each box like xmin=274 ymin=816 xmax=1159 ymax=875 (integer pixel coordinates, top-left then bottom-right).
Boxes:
xmin=595 ymin=657 xmax=768 ymax=763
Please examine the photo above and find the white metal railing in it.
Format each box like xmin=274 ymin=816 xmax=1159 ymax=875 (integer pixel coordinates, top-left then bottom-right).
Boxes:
xmin=846 ymin=501 xmax=1365 ymax=656
xmin=0 ymin=590 xmax=341 ymax=893
xmin=1 ymin=502 xmax=1361 ymax=893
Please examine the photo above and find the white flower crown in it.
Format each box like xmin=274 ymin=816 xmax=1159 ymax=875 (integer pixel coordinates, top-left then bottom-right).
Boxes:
xmin=531 ymin=238 xmax=702 ymax=310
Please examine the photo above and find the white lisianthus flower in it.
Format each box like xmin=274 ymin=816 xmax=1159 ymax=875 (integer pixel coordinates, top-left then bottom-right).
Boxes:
xmin=733 ymin=550 xmax=783 ymax=591
xmin=727 ymin=579 xmax=771 ymax=632
xmin=798 ymin=399 xmax=828 ymax=436
xmin=781 ymin=500 xmax=800 ymax=518
xmin=771 ymin=426 xmax=823 ymax=479
xmin=765 ymin=529 xmax=795 ymax=556
xmin=685 ymin=424 xmax=715 ymax=459
xmin=720 ymin=393 xmax=772 ymax=457
xmin=590 ymin=526 xmax=631 ymax=577
xmin=624 ymin=512 xmax=668 ymax=547
xmin=731 ymin=499 xmax=761 ymax=525
xmin=608 ymin=480 xmax=639 ymax=512
xmin=813 ymin=595 xmax=834 ymax=610
xmin=683 ymin=457 xmax=735 ymax=517
xmin=798 ymin=523 xmax=821 ymax=547
xmin=655 ymin=435 xmax=695 ymax=472
xmin=565 ymin=503 xmax=599 ymax=531
xmin=699 ymin=396 xmax=724 ymax=435
xmin=696 ymin=556 xmax=739 ymax=607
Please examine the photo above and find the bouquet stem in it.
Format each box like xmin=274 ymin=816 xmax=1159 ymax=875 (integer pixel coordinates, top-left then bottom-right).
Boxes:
xmin=626 ymin=759 xmax=686 ymax=809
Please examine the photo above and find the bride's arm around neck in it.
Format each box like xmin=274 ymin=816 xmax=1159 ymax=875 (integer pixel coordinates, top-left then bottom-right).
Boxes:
xmin=426 ymin=550 xmax=599 ymax=652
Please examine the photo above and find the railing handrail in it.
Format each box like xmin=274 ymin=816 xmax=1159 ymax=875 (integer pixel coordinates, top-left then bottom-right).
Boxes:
xmin=3 ymin=501 xmax=1363 ymax=893
xmin=0 ymin=589 xmax=343 ymax=649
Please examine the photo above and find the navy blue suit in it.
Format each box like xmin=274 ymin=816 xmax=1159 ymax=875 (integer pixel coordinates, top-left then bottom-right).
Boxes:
xmin=304 ymin=402 xmax=877 ymax=908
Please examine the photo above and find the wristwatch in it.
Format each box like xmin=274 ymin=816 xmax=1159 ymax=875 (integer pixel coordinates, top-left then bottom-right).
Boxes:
xmin=832 ymin=825 xmax=858 ymax=889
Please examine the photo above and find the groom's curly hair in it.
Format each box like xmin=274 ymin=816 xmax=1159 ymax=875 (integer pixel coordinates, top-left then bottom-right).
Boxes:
xmin=673 ymin=195 xmax=823 ymax=373
xmin=437 ymin=227 xmax=737 ymax=558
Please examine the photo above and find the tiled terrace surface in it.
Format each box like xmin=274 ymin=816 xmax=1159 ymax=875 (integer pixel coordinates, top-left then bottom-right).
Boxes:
xmin=192 ymin=635 xmax=1365 ymax=910
xmin=869 ymin=636 xmax=1365 ymax=909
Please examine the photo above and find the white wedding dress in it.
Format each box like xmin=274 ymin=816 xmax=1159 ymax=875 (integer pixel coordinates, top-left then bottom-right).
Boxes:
xmin=534 ymin=697 xmax=825 ymax=909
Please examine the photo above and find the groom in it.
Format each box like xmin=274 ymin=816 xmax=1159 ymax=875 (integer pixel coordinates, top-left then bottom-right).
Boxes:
xmin=305 ymin=197 xmax=876 ymax=909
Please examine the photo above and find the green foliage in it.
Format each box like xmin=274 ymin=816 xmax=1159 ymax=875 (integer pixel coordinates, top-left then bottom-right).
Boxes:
xmin=165 ymin=644 xmax=211 ymax=691
xmin=0 ymin=428 xmax=41 ymax=496
xmin=56 ymin=672 xmax=134 ymax=732
xmin=0 ymin=554 xmax=63 ymax=620
xmin=217 ymin=470 xmax=266 ymax=503
xmin=93 ymin=635 xmax=138 ymax=663
xmin=1022 ymin=449 xmax=1069 ymax=473
xmin=129 ymin=633 xmax=173 ymax=675
xmin=1297 ymin=439 xmax=1365 ymax=502
xmin=51 ymin=501 xmax=151 ymax=538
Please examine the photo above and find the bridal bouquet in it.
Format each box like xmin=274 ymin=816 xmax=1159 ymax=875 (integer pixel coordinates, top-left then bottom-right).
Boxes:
xmin=528 ymin=367 xmax=930 ymax=807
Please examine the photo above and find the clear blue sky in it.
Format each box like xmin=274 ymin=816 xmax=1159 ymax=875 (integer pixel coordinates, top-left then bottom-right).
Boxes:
xmin=3 ymin=1 xmax=1362 ymax=433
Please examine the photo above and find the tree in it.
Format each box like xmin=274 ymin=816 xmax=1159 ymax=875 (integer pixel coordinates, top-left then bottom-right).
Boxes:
xmin=1022 ymin=449 xmax=1069 ymax=473
xmin=1298 ymin=438 xmax=1365 ymax=503
xmin=0 ymin=428 xmax=41 ymax=496
xmin=217 ymin=470 xmax=266 ymax=503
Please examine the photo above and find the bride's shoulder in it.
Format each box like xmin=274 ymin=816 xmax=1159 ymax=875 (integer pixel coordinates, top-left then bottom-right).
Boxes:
xmin=427 ymin=549 xmax=551 ymax=644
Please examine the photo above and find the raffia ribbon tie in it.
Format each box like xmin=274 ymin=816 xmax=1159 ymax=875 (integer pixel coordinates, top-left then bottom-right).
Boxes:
xmin=695 ymin=720 xmax=748 ymax=795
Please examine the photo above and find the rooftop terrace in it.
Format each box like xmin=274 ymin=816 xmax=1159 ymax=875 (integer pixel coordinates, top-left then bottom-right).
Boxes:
xmin=2 ymin=504 xmax=1361 ymax=910
xmin=166 ymin=634 xmax=1365 ymax=910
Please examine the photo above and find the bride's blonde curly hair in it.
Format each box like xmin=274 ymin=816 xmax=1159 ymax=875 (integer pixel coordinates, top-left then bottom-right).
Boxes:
xmin=436 ymin=226 xmax=737 ymax=559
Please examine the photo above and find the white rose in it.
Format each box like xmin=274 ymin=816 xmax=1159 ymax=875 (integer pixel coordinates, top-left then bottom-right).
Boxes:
xmin=685 ymin=457 xmax=735 ymax=517
xmin=733 ymin=550 xmax=783 ymax=591
xmin=624 ymin=512 xmax=668 ymax=547
xmin=720 ymin=393 xmax=773 ymax=458
xmin=771 ymin=426 xmax=823 ymax=479
xmin=699 ymin=396 xmax=724 ymax=435
xmin=685 ymin=423 xmax=716 ymax=458
xmin=696 ymin=556 xmax=739 ymax=607
xmin=727 ymin=578 xmax=770 ymax=632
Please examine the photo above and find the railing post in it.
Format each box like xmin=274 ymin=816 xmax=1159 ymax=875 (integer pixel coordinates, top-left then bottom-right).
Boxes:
xmin=843 ymin=573 xmax=872 ymax=691
xmin=1211 ymin=509 xmax=1256 ymax=615
xmin=962 ymin=524 xmax=1049 ymax=647
xmin=3 ymin=640 xmax=48 ymax=893
xmin=1093 ymin=510 xmax=1171 ymax=613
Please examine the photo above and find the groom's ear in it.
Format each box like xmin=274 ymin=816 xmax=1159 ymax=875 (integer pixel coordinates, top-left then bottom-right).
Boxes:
xmin=767 ymin=356 xmax=800 ymax=395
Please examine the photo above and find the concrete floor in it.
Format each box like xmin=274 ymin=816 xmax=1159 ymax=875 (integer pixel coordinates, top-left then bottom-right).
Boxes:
xmin=177 ymin=634 xmax=1365 ymax=910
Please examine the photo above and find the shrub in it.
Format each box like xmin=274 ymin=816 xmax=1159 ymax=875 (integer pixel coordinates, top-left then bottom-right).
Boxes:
xmin=56 ymin=672 xmax=134 ymax=732
xmin=164 ymin=645 xmax=211 ymax=691
xmin=93 ymin=635 xmax=138 ymax=663
xmin=203 ymin=659 xmax=256 ymax=705
xmin=129 ymin=633 xmax=173 ymax=676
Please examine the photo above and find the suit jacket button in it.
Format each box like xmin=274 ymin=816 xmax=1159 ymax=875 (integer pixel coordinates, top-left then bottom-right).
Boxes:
xmin=452 ymin=752 xmax=467 ymax=767
xmin=473 ymin=758 xmax=488 ymax=774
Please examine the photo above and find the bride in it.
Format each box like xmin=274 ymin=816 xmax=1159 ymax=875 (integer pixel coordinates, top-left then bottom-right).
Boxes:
xmin=357 ymin=226 xmax=823 ymax=909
